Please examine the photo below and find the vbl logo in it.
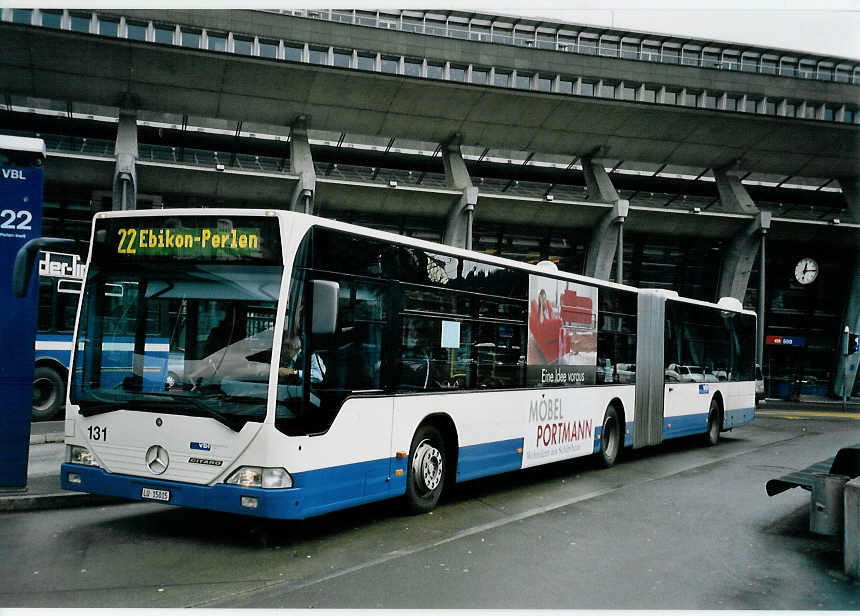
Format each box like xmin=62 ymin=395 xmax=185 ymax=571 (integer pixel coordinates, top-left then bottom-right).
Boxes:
xmin=1 ymin=169 xmax=27 ymax=180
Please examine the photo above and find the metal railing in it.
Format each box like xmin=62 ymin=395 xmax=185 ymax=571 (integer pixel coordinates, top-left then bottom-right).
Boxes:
xmin=14 ymin=129 xmax=852 ymax=225
xmin=278 ymin=9 xmax=859 ymax=85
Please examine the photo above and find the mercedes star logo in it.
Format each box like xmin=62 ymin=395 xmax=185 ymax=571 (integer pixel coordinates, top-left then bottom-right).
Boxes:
xmin=145 ymin=445 xmax=169 ymax=475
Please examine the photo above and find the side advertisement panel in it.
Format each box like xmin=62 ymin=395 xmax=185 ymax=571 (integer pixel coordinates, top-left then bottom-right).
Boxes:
xmin=523 ymin=274 xmax=599 ymax=467
xmin=526 ymin=274 xmax=597 ymax=386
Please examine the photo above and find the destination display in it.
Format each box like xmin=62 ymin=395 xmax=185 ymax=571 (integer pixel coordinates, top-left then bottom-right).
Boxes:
xmin=92 ymin=215 xmax=281 ymax=264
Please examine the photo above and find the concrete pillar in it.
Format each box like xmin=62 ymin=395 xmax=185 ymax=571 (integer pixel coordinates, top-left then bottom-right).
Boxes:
xmin=441 ymin=141 xmax=478 ymax=250
xmin=112 ymin=109 xmax=138 ymax=211
xmin=714 ymin=167 xmax=758 ymax=215
xmin=716 ymin=211 xmax=771 ymax=301
xmin=833 ymin=179 xmax=860 ymax=399
xmin=582 ymin=157 xmax=627 ymax=281
xmin=289 ymin=118 xmax=315 ymax=214
xmin=581 ymin=156 xmax=619 ymax=203
xmin=584 ymin=200 xmax=629 ymax=281
xmin=715 ymin=166 xmax=769 ymax=302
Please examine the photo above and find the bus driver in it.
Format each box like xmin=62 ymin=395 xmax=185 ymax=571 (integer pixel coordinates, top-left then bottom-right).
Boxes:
xmin=278 ymin=334 xmax=326 ymax=384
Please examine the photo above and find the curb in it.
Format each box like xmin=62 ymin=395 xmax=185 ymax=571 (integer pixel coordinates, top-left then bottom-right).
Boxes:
xmin=0 ymin=491 xmax=124 ymax=513
xmin=29 ymin=433 xmax=65 ymax=445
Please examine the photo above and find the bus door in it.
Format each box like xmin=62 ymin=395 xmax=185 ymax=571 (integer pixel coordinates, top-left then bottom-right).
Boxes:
xmin=633 ymin=290 xmax=666 ymax=448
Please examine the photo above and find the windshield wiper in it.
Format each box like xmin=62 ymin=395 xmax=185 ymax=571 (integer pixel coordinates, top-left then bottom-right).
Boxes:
xmin=139 ymin=391 xmax=249 ymax=432
xmin=78 ymin=392 xmax=248 ymax=432
xmin=178 ymin=395 xmax=247 ymax=432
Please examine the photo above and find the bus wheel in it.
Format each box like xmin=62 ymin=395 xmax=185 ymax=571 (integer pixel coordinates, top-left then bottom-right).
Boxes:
xmin=705 ymin=399 xmax=721 ymax=446
xmin=597 ymin=405 xmax=621 ymax=468
xmin=405 ymin=424 xmax=446 ymax=514
xmin=32 ymin=366 xmax=64 ymax=421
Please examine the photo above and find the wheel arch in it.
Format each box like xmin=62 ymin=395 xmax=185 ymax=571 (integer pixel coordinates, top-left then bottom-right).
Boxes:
xmin=416 ymin=412 xmax=459 ymax=486
xmin=711 ymin=390 xmax=725 ymax=428
xmin=34 ymin=356 xmax=68 ymax=379
xmin=607 ymin=397 xmax=627 ymax=446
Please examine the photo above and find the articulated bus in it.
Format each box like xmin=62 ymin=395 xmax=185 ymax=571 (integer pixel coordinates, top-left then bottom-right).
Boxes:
xmin=60 ymin=209 xmax=756 ymax=519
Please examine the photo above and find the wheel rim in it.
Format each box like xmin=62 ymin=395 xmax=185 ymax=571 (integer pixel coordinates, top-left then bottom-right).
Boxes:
xmin=603 ymin=414 xmax=618 ymax=458
xmin=32 ymin=377 xmax=56 ymax=412
xmin=412 ymin=439 xmax=443 ymax=495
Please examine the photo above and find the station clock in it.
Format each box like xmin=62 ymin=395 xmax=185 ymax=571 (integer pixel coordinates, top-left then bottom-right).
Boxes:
xmin=794 ymin=257 xmax=819 ymax=285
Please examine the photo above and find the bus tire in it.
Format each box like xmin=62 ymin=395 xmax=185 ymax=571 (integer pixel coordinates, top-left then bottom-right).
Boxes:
xmin=705 ymin=399 xmax=721 ymax=446
xmin=405 ymin=424 xmax=446 ymax=514
xmin=32 ymin=365 xmax=64 ymax=421
xmin=597 ymin=405 xmax=621 ymax=468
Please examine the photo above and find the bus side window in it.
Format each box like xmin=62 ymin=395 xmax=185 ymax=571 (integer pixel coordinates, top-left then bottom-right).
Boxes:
xmin=400 ymin=316 xmax=434 ymax=390
xmin=473 ymin=321 xmax=526 ymax=389
xmin=398 ymin=315 xmax=474 ymax=391
xmin=306 ymin=278 xmax=386 ymax=392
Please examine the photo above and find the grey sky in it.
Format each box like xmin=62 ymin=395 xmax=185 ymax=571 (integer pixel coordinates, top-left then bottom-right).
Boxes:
xmin=486 ymin=1 xmax=860 ymax=59
xmin=13 ymin=1 xmax=860 ymax=59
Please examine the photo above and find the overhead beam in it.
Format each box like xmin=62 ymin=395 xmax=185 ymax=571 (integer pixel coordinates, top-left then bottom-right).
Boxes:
xmin=289 ymin=116 xmax=315 ymax=214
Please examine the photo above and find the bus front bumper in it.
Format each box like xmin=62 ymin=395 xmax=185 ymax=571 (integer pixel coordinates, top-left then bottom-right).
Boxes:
xmin=61 ymin=463 xmax=304 ymax=519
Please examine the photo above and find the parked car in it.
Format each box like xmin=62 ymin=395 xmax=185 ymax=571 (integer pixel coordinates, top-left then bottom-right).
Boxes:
xmin=665 ymin=363 xmax=705 ymax=383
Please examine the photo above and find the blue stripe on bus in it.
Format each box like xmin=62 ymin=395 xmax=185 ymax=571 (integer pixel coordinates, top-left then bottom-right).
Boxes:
xmin=61 ymin=461 xmax=399 ymax=520
xmin=456 ymin=438 xmax=524 ymax=482
xmin=61 ymin=438 xmax=523 ymax=519
xmin=600 ymin=409 xmax=756 ymax=450
xmin=662 ymin=413 xmax=709 ymax=439
xmin=661 ymin=407 xmax=756 ymax=440
xmin=724 ymin=406 xmax=755 ymax=429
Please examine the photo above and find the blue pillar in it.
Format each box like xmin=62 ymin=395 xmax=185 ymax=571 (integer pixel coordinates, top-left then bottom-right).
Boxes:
xmin=0 ymin=138 xmax=44 ymax=488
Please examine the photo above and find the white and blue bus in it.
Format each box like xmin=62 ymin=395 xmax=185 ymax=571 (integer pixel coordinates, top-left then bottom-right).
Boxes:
xmin=61 ymin=208 xmax=756 ymax=519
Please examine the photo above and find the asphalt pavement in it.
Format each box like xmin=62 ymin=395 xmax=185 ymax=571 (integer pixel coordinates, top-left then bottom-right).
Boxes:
xmin=2 ymin=410 xmax=857 ymax=608
xmin=1 ymin=398 xmax=858 ymax=513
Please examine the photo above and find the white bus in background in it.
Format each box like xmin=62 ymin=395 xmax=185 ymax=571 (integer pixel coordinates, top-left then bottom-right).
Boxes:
xmin=33 ymin=250 xmax=85 ymax=420
xmin=60 ymin=209 xmax=756 ymax=519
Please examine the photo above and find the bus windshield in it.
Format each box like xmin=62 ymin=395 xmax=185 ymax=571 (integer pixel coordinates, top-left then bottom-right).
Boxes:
xmin=70 ymin=263 xmax=281 ymax=431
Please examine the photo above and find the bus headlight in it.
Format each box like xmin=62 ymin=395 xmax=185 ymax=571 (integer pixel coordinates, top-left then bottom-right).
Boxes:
xmin=66 ymin=445 xmax=99 ymax=467
xmin=225 ymin=466 xmax=292 ymax=489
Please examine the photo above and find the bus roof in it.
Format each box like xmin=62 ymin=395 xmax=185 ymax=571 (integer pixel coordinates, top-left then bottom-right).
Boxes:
xmin=92 ymin=208 xmax=756 ymax=317
xmin=0 ymin=135 xmax=46 ymax=158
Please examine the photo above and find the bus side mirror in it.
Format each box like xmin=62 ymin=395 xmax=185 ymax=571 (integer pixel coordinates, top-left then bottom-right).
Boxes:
xmin=13 ymin=237 xmax=80 ymax=297
xmin=311 ymin=280 xmax=339 ymax=335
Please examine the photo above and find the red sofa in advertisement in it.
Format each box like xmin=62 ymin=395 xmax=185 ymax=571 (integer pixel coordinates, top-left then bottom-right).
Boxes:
xmin=559 ymin=289 xmax=594 ymax=327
